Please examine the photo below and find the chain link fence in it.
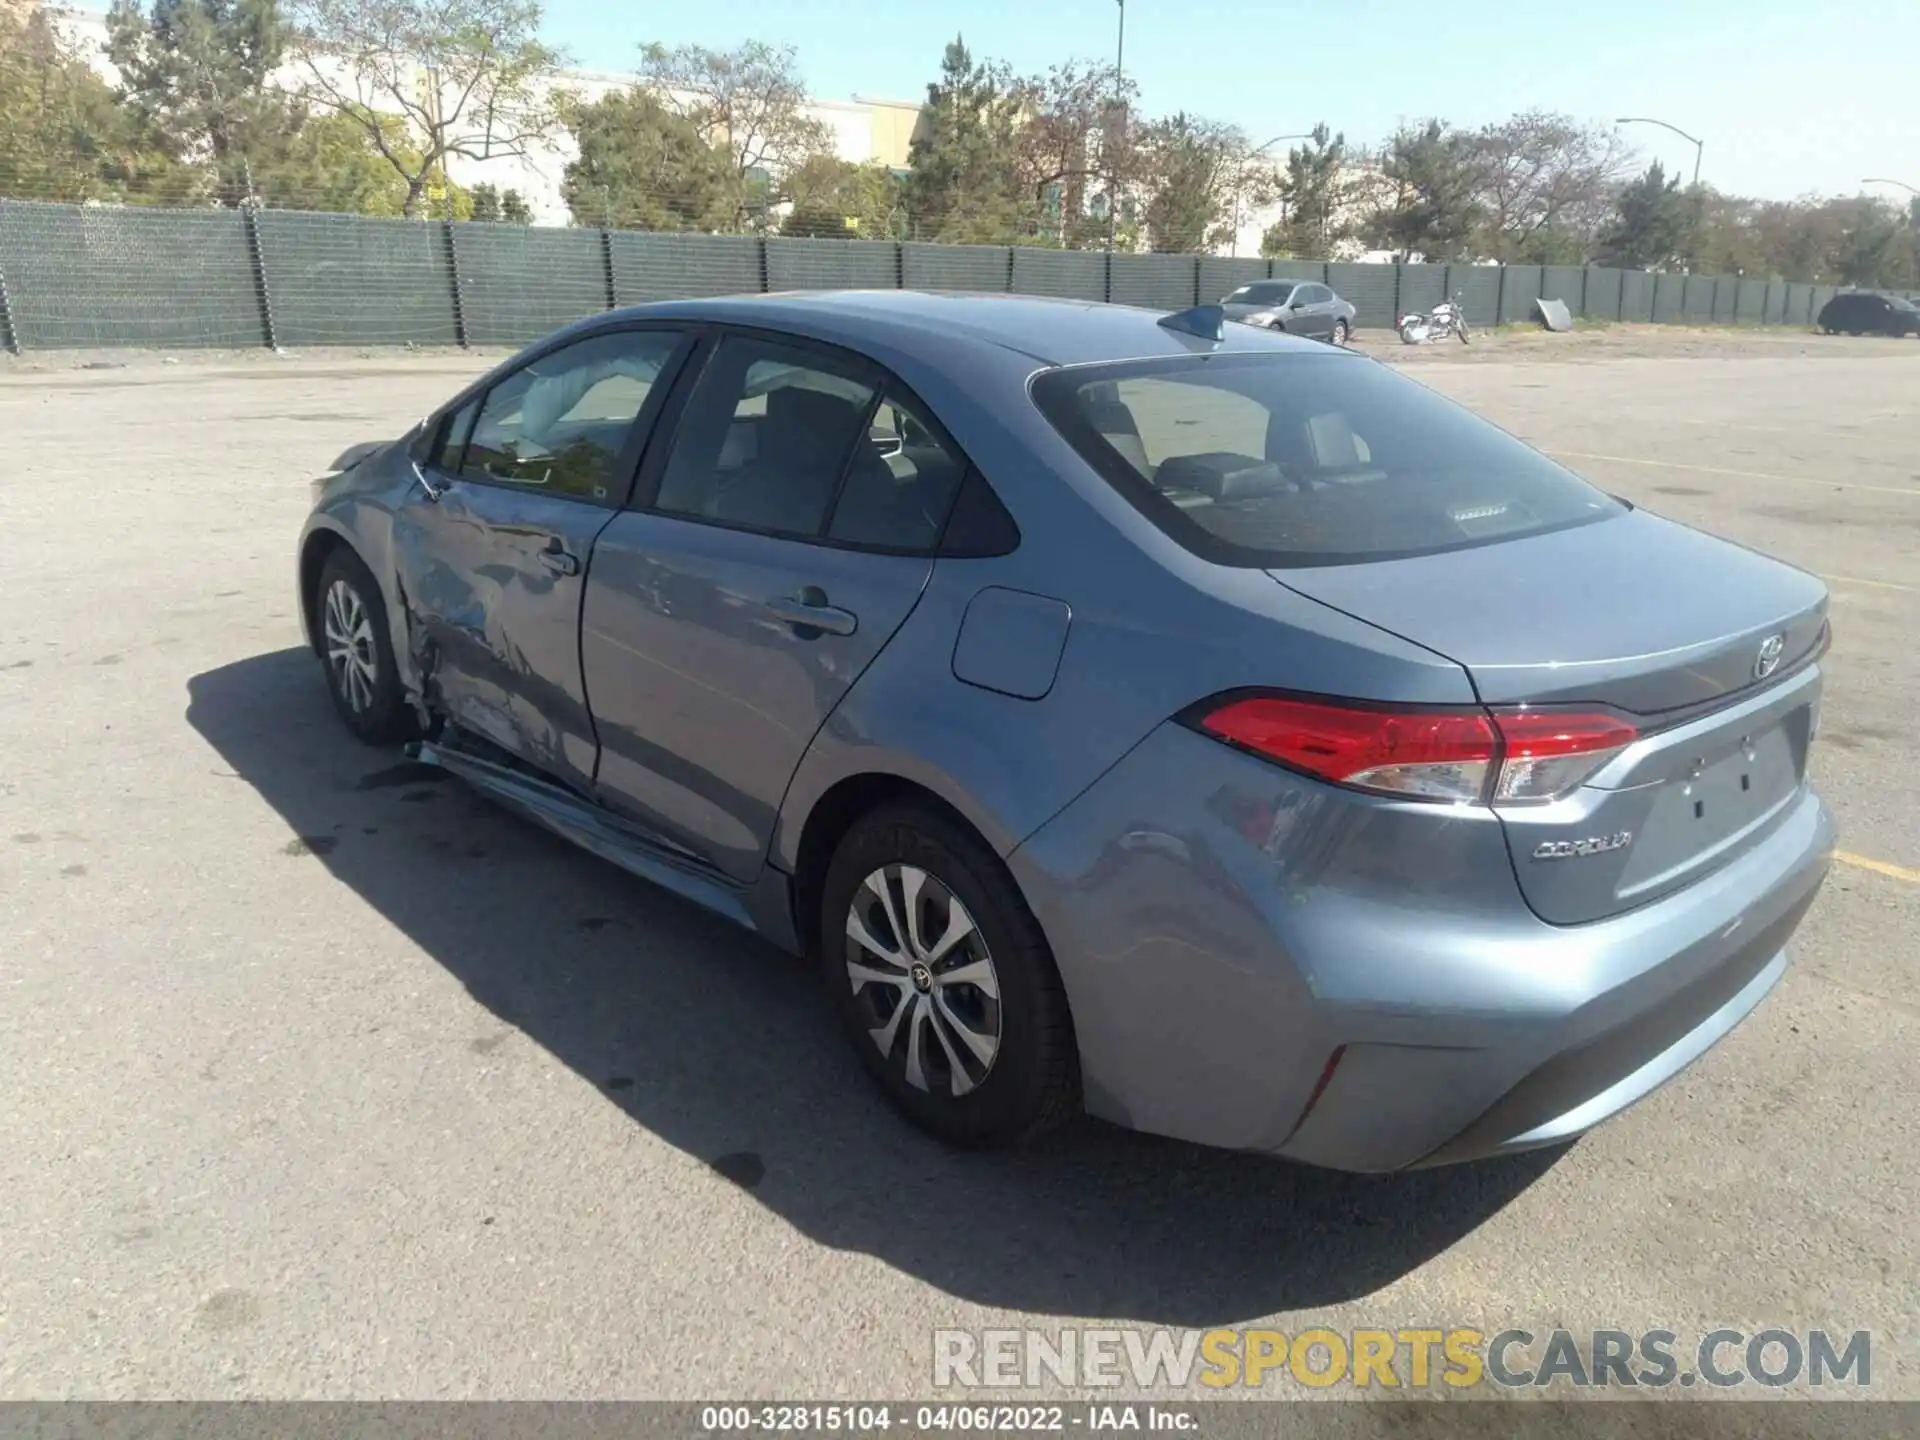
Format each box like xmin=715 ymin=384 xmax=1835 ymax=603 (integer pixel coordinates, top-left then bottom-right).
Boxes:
xmin=0 ymin=196 xmax=1911 ymax=354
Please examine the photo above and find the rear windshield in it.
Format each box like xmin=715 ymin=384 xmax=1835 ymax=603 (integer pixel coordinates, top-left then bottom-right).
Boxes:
xmin=1030 ymin=351 xmax=1622 ymax=567
xmin=1223 ymin=283 xmax=1294 ymax=306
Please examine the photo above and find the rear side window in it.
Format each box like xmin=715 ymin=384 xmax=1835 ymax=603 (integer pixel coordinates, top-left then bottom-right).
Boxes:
xmin=826 ymin=393 xmax=969 ymax=551
xmin=1031 ymin=352 xmax=1622 ymax=567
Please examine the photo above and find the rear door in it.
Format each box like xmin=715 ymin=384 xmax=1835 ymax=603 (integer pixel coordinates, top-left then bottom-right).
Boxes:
xmin=395 ymin=325 xmax=689 ymax=789
xmin=581 ymin=330 xmax=973 ymax=882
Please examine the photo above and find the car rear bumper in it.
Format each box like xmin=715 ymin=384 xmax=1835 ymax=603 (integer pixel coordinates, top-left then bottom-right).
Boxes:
xmin=1009 ymin=721 xmax=1835 ymax=1172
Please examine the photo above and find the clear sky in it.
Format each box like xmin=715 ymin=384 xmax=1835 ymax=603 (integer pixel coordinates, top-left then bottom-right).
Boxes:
xmin=539 ymin=0 xmax=1919 ymax=203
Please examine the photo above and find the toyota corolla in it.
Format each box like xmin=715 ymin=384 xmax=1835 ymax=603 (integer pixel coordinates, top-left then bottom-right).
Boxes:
xmin=297 ymin=291 xmax=1834 ymax=1168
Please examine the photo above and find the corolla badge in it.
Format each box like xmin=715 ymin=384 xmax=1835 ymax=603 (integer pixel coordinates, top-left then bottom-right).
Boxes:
xmin=1754 ymin=633 xmax=1786 ymax=680
xmin=1532 ymin=832 xmax=1632 ymax=861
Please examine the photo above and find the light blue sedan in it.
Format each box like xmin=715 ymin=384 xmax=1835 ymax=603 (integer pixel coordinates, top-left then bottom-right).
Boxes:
xmin=298 ymin=291 xmax=1834 ymax=1167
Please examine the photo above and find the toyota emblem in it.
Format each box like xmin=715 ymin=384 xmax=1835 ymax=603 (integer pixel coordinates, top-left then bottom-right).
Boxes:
xmin=1754 ymin=633 xmax=1785 ymax=680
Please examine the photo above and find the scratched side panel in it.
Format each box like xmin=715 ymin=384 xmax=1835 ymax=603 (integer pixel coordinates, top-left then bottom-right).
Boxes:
xmin=392 ymin=484 xmax=614 ymax=792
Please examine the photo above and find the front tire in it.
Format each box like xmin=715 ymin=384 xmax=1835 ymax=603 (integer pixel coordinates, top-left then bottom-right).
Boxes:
xmin=820 ymin=804 xmax=1080 ymax=1148
xmin=315 ymin=548 xmax=414 ymax=745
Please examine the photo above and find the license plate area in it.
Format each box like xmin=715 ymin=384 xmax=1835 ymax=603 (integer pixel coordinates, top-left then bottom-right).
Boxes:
xmin=1615 ymin=721 xmax=1802 ymax=899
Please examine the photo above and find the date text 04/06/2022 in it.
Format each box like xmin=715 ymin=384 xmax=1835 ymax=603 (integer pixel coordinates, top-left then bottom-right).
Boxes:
xmin=697 ymin=1404 xmax=1198 ymax=1433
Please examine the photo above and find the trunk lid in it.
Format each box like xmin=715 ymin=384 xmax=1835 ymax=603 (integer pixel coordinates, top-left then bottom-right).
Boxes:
xmin=1271 ymin=510 xmax=1829 ymax=924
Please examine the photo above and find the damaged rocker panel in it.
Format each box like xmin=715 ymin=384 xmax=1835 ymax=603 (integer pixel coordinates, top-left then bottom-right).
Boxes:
xmin=410 ymin=730 xmax=758 ymax=932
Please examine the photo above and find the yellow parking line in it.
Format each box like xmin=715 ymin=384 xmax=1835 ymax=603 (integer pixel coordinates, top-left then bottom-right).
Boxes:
xmin=1835 ymin=851 xmax=1920 ymax=884
xmin=1550 ymin=449 xmax=1920 ymax=499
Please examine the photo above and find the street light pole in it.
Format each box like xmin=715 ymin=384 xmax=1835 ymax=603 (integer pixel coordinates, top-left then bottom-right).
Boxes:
xmin=1616 ymin=116 xmax=1705 ymax=269
xmin=1230 ymin=132 xmax=1312 ymax=258
xmin=1106 ymin=0 xmax=1126 ymax=252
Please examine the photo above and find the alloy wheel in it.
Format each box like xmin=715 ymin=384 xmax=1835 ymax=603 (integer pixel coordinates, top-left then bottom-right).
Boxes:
xmin=844 ymin=864 xmax=1002 ymax=1098
xmin=322 ymin=577 xmax=379 ymax=715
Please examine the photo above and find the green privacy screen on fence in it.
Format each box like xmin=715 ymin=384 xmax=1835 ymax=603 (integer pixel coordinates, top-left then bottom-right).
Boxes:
xmin=0 ymin=197 xmax=1893 ymax=353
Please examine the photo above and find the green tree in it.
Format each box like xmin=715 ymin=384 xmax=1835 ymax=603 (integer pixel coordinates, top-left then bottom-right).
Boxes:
xmin=105 ymin=0 xmax=299 ymax=206
xmin=247 ymin=109 xmax=428 ymax=213
xmin=903 ymin=37 xmax=1027 ymax=243
xmin=780 ymin=155 xmax=901 ymax=238
xmin=288 ymin=0 xmax=560 ymax=218
xmin=1137 ymin=112 xmax=1243 ymax=253
xmin=1 ymin=5 xmax=195 ymax=203
xmin=1265 ymin=124 xmax=1350 ymax=258
xmin=1363 ymin=120 xmax=1484 ymax=262
xmin=1596 ymin=161 xmax=1689 ymax=269
xmin=561 ymin=88 xmax=736 ymax=232
xmin=500 ymin=187 xmax=531 ymax=223
xmin=1828 ymin=196 xmax=1907 ymax=287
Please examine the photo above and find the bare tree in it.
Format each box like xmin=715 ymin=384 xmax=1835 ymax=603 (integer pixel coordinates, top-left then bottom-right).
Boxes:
xmin=288 ymin=0 xmax=560 ymax=218
xmin=1469 ymin=110 xmax=1635 ymax=262
xmin=1012 ymin=61 xmax=1142 ymax=247
xmin=636 ymin=41 xmax=832 ymax=224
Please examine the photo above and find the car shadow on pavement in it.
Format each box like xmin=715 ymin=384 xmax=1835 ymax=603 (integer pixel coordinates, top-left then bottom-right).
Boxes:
xmin=188 ymin=648 xmax=1566 ymax=1329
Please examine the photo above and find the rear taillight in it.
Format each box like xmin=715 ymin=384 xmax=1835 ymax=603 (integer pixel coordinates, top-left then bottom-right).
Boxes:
xmin=1487 ymin=709 xmax=1638 ymax=802
xmin=1196 ymin=695 xmax=1636 ymax=806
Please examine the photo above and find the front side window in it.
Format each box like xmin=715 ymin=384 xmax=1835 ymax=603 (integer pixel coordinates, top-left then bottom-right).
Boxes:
xmin=1032 ymin=352 xmax=1622 ymax=567
xmin=430 ymin=396 xmax=480 ymax=472
xmin=462 ymin=329 xmax=681 ymax=501
xmin=654 ymin=337 xmax=880 ymax=537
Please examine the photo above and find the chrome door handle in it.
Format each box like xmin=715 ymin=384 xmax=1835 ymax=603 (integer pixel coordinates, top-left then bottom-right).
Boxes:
xmin=537 ymin=539 xmax=581 ymax=577
xmin=766 ymin=590 xmax=857 ymax=637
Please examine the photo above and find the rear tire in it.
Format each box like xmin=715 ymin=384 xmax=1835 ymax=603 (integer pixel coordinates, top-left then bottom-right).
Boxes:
xmin=819 ymin=804 xmax=1080 ymax=1148
xmin=315 ymin=548 xmax=414 ymax=745
xmin=1330 ymin=318 xmax=1350 ymax=346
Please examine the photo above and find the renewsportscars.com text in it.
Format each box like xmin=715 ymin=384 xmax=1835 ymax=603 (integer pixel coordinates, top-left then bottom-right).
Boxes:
xmin=933 ymin=1327 xmax=1872 ymax=1391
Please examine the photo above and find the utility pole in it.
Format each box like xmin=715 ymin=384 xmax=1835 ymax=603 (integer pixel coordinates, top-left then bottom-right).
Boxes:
xmin=1106 ymin=0 xmax=1125 ymax=252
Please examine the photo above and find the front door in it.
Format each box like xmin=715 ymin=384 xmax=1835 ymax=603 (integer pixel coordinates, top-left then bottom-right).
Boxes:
xmin=583 ymin=332 xmax=970 ymax=882
xmin=395 ymin=326 xmax=688 ymax=789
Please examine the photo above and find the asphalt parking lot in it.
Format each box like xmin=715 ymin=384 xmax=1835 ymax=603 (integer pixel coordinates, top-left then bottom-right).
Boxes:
xmin=2 ymin=327 xmax=1916 ymax=1402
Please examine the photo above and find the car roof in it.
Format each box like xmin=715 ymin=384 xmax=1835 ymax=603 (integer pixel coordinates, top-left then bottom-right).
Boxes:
xmin=593 ymin=289 xmax=1332 ymax=368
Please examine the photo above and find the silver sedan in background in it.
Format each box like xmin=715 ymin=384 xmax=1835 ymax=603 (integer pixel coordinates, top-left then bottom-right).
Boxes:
xmin=1221 ymin=279 xmax=1358 ymax=343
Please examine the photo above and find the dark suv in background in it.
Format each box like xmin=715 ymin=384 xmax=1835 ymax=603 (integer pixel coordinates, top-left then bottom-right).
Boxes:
xmin=1816 ymin=291 xmax=1920 ymax=337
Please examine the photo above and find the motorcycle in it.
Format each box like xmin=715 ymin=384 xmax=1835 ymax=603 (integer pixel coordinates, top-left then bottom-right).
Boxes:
xmin=1398 ymin=295 xmax=1471 ymax=345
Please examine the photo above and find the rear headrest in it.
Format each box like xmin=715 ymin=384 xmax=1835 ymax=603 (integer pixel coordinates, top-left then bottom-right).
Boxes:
xmin=1083 ymin=397 xmax=1143 ymax=441
xmin=1155 ymin=452 xmax=1288 ymax=502
xmin=767 ymin=384 xmax=864 ymax=438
